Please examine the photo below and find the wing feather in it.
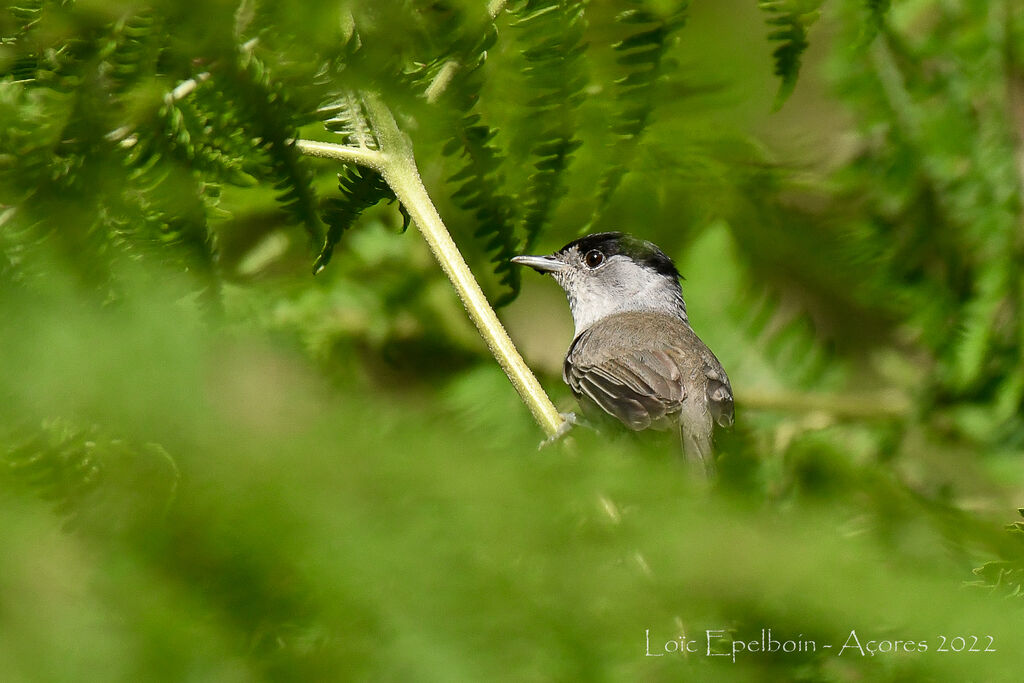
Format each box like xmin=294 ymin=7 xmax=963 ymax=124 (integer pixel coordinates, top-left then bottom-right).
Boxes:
xmin=562 ymin=312 xmax=733 ymax=436
xmin=565 ymin=347 xmax=686 ymax=431
xmin=704 ymin=366 xmax=734 ymax=428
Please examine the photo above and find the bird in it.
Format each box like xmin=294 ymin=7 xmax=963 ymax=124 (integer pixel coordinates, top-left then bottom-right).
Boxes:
xmin=511 ymin=232 xmax=733 ymax=476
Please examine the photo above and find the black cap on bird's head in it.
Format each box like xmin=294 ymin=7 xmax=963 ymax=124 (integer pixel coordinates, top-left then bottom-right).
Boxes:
xmin=555 ymin=232 xmax=680 ymax=279
xmin=511 ymin=232 xmax=680 ymax=281
xmin=511 ymin=232 xmax=688 ymax=334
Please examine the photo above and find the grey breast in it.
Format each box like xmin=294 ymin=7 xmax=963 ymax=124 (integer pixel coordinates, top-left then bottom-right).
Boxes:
xmin=563 ymin=311 xmax=734 ymax=431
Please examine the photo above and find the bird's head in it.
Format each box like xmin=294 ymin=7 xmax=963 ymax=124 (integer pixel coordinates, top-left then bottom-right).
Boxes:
xmin=512 ymin=232 xmax=687 ymax=335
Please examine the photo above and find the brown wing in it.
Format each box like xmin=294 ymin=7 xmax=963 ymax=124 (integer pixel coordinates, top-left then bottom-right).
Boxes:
xmin=564 ymin=331 xmax=686 ymax=431
xmin=704 ymin=364 xmax=734 ymax=428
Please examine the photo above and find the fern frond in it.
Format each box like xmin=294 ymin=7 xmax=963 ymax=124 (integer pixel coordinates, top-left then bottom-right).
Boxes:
xmin=4 ymin=418 xmax=180 ymax=534
xmin=610 ymin=3 xmax=687 ymax=138
xmin=322 ymin=91 xmax=379 ymax=151
xmin=111 ymin=149 xmax=220 ymax=280
xmin=591 ymin=1 xmax=688 ymax=221
xmin=425 ymin=38 xmax=520 ymax=304
xmin=0 ymin=72 xmax=131 ymax=289
xmin=404 ymin=1 xmax=497 ymax=97
xmin=124 ymin=83 xmax=255 ymax=188
xmin=948 ymin=260 xmax=1011 ymax=391
xmin=394 ymin=4 xmax=523 ymax=305
xmin=113 ymin=78 xmax=264 ymax=281
xmin=313 ymin=91 xmax=401 ymax=275
xmin=6 ymin=0 xmax=42 ymax=24
xmin=860 ymin=0 xmax=892 ymax=45
xmin=511 ymin=0 xmax=587 ymax=252
xmin=99 ymin=10 xmax=162 ymax=93
xmin=224 ymin=48 xmax=323 ymax=243
xmin=172 ymin=92 xmax=258 ymax=185
xmin=314 ymin=166 xmax=394 ymax=275
xmin=5 ymin=419 xmax=102 ymax=525
xmin=3 ymin=7 xmax=95 ymax=90
xmin=758 ymin=0 xmax=823 ymax=109
xmin=860 ymin=0 xmax=891 ymax=45
xmin=3 ymin=0 xmax=43 ymax=43
xmin=443 ymin=109 xmax=521 ymax=306
xmin=968 ymin=509 xmax=1024 ymax=599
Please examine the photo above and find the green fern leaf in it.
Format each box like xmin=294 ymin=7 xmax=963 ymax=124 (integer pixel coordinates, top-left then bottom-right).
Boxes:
xmin=968 ymin=510 xmax=1024 ymax=599
xmin=124 ymin=85 xmax=255 ymax=189
xmin=2 ymin=1 xmax=93 ymax=89
xmin=4 ymin=418 xmax=180 ymax=534
xmin=112 ymin=154 xmax=221 ymax=280
xmin=322 ymin=91 xmax=379 ymax=151
xmin=99 ymin=10 xmax=161 ymax=93
xmin=4 ymin=0 xmax=43 ymax=42
xmin=389 ymin=3 xmax=522 ymax=305
xmin=758 ymin=0 xmax=823 ymax=110
xmin=590 ymin=1 xmax=688 ymax=222
xmin=443 ymin=110 xmax=522 ymax=306
xmin=860 ymin=0 xmax=891 ymax=45
xmin=432 ymin=54 xmax=521 ymax=305
xmin=115 ymin=85 xmax=255 ymax=280
xmin=610 ymin=3 xmax=687 ymax=137
xmin=313 ymin=91 xmax=398 ymax=275
xmin=314 ymin=166 xmax=395 ymax=275
xmin=948 ymin=261 xmax=1009 ymax=391
xmin=511 ymin=0 xmax=588 ymax=253
xmin=224 ymin=48 xmax=324 ymax=244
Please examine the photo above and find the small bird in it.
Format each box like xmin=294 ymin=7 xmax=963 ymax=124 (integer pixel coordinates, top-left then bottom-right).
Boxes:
xmin=512 ymin=232 xmax=733 ymax=475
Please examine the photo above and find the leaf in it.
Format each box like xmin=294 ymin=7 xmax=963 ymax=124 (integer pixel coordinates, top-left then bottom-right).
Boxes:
xmin=758 ymin=0 xmax=823 ymax=110
xmin=511 ymin=0 xmax=589 ymax=253
xmin=859 ymin=0 xmax=891 ymax=46
xmin=949 ymin=260 xmax=1010 ymax=391
xmin=100 ymin=10 xmax=162 ymax=93
xmin=590 ymin=1 xmax=689 ymax=222
xmin=224 ymin=48 xmax=324 ymax=244
xmin=3 ymin=418 xmax=180 ymax=535
xmin=314 ymin=166 xmax=395 ymax=275
xmin=322 ymin=91 xmax=379 ymax=151
xmin=414 ymin=9 xmax=521 ymax=306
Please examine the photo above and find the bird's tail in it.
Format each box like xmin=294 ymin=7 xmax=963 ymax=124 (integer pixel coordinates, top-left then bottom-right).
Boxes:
xmin=679 ymin=423 xmax=717 ymax=479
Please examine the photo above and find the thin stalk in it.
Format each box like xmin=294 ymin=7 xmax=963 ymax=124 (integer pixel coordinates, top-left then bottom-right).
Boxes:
xmin=737 ymin=388 xmax=910 ymax=419
xmin=424 ymin=0 xmax=509 ymax=103
xmin=297 ymin=94 xmax=565 ymax=438
xmin=487 ymin=0 xmax=508 ymax=18
xmin=425 ymin=60 xmax=461 ymax=104
xmin=294 ymin=139 xmax=386 ymax=172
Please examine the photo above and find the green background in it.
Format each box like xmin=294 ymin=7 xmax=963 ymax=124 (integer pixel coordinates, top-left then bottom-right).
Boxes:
xmin=2 ymin=0 xmax=1023 ymax=680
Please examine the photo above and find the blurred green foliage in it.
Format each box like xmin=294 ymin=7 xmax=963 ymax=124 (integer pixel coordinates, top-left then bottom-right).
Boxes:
xmin=2 ymin=0 xmax=1024 ymax=680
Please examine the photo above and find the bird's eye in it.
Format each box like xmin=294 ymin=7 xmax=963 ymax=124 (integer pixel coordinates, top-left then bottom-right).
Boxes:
xmin=584 ymin=250 xmax=604 ymax=268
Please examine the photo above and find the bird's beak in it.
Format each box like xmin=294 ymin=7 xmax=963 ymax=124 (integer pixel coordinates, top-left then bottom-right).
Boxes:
xmin=510 ymin=254 xmax=566 ymax=274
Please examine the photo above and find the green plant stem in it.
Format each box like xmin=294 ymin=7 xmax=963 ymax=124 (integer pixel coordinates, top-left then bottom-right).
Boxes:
xmin=737 ymin=388 xmax=910 ymax=419
xmin=294 ymin=139 xmax=386 ymax=171
xmin=424 ymin=60 xmax=461 ymax=104
xmin=424 ymin=0 xmax=509 ymax=103
xmin=297 ymin=94 xmax=565 ymax=438
xmin=486 ymin=0 xmax=508 ymax=18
